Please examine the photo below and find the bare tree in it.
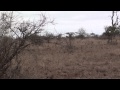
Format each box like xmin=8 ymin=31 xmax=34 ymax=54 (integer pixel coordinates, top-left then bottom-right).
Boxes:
xmin=105 ymin=11 xmax=119 ymax=44
xmin=55 ymin=33 xmax=62 ymax=45
xmin=0 ymin=11 xmax=54 ymax=78
xmin=65 ymin=32 xmax=75 ymax=52
xmin=44 ymin=31 xmax=54 ymax=43
xmin=56 ymin=33 xmax=62 ymax=41
xmin=76 ymin=28 xmax=86 ymax=39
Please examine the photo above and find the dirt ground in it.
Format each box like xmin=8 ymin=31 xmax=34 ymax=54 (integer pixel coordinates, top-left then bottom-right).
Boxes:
xmin=16 ymin=38 xmax=120 ymax=79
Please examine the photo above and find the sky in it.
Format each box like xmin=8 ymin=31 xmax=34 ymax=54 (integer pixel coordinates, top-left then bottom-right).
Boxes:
xmin=3 ymin=11 xmax=120 ymax=35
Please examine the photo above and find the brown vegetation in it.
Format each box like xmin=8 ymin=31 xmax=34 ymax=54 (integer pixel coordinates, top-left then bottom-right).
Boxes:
xmin=12 ymin=38 xmax=120 ymax=79
xmin=1 ymin=11 xmax=120 ymax=79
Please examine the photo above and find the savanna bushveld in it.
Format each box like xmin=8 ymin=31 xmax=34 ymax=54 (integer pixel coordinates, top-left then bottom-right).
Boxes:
xmin=0 ymin=11 xmax=120 ymax=79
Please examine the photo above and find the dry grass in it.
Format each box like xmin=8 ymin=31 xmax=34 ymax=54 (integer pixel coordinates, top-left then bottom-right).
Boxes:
xmin=16 ymin=38 xmax=120 ymax=79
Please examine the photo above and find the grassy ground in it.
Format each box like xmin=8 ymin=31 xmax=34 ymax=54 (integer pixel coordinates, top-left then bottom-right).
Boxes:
xmin=16 ymin=38 xmax=120 ymax=79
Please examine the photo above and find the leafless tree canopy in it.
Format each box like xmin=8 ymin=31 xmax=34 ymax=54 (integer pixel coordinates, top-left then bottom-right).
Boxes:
xmin=0 ymin=11 xmax=53 ymax=78
xmin=104 ymin=11 xmax=120 ymax=44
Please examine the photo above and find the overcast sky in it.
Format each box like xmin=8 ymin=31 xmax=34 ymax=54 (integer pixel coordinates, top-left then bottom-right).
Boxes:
xmin=13 ymin=11 xmax=120 ymax=35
